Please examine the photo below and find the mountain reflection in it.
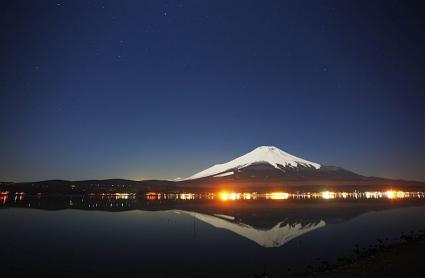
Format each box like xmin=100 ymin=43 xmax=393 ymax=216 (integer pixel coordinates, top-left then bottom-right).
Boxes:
xmin=176 ymin=210 xmax=326 ymax=247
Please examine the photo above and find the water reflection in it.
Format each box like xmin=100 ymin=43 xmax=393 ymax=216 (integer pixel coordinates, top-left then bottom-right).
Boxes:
xmin=2 ymin=192 xmax=425 ymax=278
xmin=0 ymin=194 xmax=7 ymax=205
xmin=177 ymin=210 xmax=326 ymax=247
xmin=2 ymin=191 xmax=425 ymax=249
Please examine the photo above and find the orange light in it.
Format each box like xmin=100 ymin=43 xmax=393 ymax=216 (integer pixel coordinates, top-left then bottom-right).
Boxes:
xmin=146 ymin=192 xmax=160 ymax=200
xmin=219 ymin=192 xmax=229 ymax=201
xmin=385 ymin=190 xmax=406 ymax=199
xmin=0 ymin=195 xmax=7 ymax=204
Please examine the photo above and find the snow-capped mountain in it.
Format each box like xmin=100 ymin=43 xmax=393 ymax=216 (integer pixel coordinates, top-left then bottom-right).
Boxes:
xmin=181 ymin=145 xmax=362 ymax=181
xmin=183 ymin=146 xmax=322 ymax=180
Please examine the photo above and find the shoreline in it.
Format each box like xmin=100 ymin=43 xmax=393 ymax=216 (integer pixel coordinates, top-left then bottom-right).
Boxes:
xmin=251 ymin=230 xmax=425 ymax=277
xmin=303 ymin=231 xmax=425 ymax=277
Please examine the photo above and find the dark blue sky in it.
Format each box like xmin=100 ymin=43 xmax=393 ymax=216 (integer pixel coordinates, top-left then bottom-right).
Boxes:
xmin=1 ymin=0 xmax=424 ymax=182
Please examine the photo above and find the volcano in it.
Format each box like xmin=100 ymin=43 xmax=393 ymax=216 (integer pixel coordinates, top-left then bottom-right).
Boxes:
xmin=182 ymin=146 xmax=361 ymax=181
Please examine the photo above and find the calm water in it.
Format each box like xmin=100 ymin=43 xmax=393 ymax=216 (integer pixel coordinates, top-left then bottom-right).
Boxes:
xmin=2 ymin=193 xmax=425 ymax=277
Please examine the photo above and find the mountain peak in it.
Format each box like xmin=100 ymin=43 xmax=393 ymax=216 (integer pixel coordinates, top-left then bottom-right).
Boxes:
xmin=183 ymin=146 xmax=321 ymax=180
xmin=256 ymin=145 xmax=276 ymax=149
xmin=254 ymin=145 xmax=279 ymax=151
xmin=252 ymin=145 xmax=291 ymax=155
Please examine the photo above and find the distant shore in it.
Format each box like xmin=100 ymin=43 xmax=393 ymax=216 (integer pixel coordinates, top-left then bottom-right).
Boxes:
xmin=2 ymin=178 xmax=425 ymax=196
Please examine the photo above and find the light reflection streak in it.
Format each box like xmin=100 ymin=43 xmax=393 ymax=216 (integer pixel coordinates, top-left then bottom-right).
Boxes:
xmin=214 ymin=190 xmax=424 ymax=201
xmin=219 ymin=192 xmax=229 ymax=201
xmin=179 ymin=193 xmax=195 ymax=200
xmin=321 ymin=191 xmax=335 ymax=200
xmin=219 ymin=192 xmax=258 ymax=201
xmin=0 ymin=195 xmax=7 ymax=204
xmin=1 ymin=190 xmax=424 ymax=206
xmin=266 ymin=192 xmax=289 ymax=200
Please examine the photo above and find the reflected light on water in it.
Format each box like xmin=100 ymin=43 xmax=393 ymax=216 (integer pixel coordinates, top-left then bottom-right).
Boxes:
xmin=218 ymin=192 xmax=258 ymax=201
xmin=243 ymin=193 xmax=256 ymax=200
xmin=219 ymin=192 xmax=243 ymax=201
xmin=1 ymin=190 xmax=424 ymax=207
xmin=219 ymin=192 xmax=229 ymax=201
xmin=114 ymin=193 xmax=131 ymax=200
xmin=385 ymin=190 xmax=408 ymax=199
xmin=179 ymin=193 xmax=195 ymax=200
xmin=386 ymin=190 xmax=395 ymax=199
xmin=146 ymin=192 xmax=160 ymax=200
xmin=108 ymin=191 xmax=425 ymax=201
xmin=1 ymin=191 xmax=9 ymax=205
xmin=321 ymin=191 xmax=335 ymax=200
xmin=216 ymin=190 xmax=425 ymax=201
xmin=266 ymin=192 xmax=289 ymax=200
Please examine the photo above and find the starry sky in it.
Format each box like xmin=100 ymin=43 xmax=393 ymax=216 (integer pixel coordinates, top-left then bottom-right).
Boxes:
xmin=1 ymin=0 xmax=424 ymax=182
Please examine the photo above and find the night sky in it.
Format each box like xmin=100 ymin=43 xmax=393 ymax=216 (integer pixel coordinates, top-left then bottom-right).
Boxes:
xmin=1 ymin=0 xmax=424 ymax=182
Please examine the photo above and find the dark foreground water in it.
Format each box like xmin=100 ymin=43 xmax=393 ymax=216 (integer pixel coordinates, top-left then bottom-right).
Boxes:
xmin=1 ymin=193 xmax=425 ymax=277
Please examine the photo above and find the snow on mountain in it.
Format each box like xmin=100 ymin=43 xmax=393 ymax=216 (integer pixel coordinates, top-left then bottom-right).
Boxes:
xmin=213 ymin=171 xmax=234 ymax=178
xmin=183 ymin=146 xmax=321 ymax=180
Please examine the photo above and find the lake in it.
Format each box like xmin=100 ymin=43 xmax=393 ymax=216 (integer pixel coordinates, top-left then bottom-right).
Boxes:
xmin=1 ymin=191 xmax=425 ymax=277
